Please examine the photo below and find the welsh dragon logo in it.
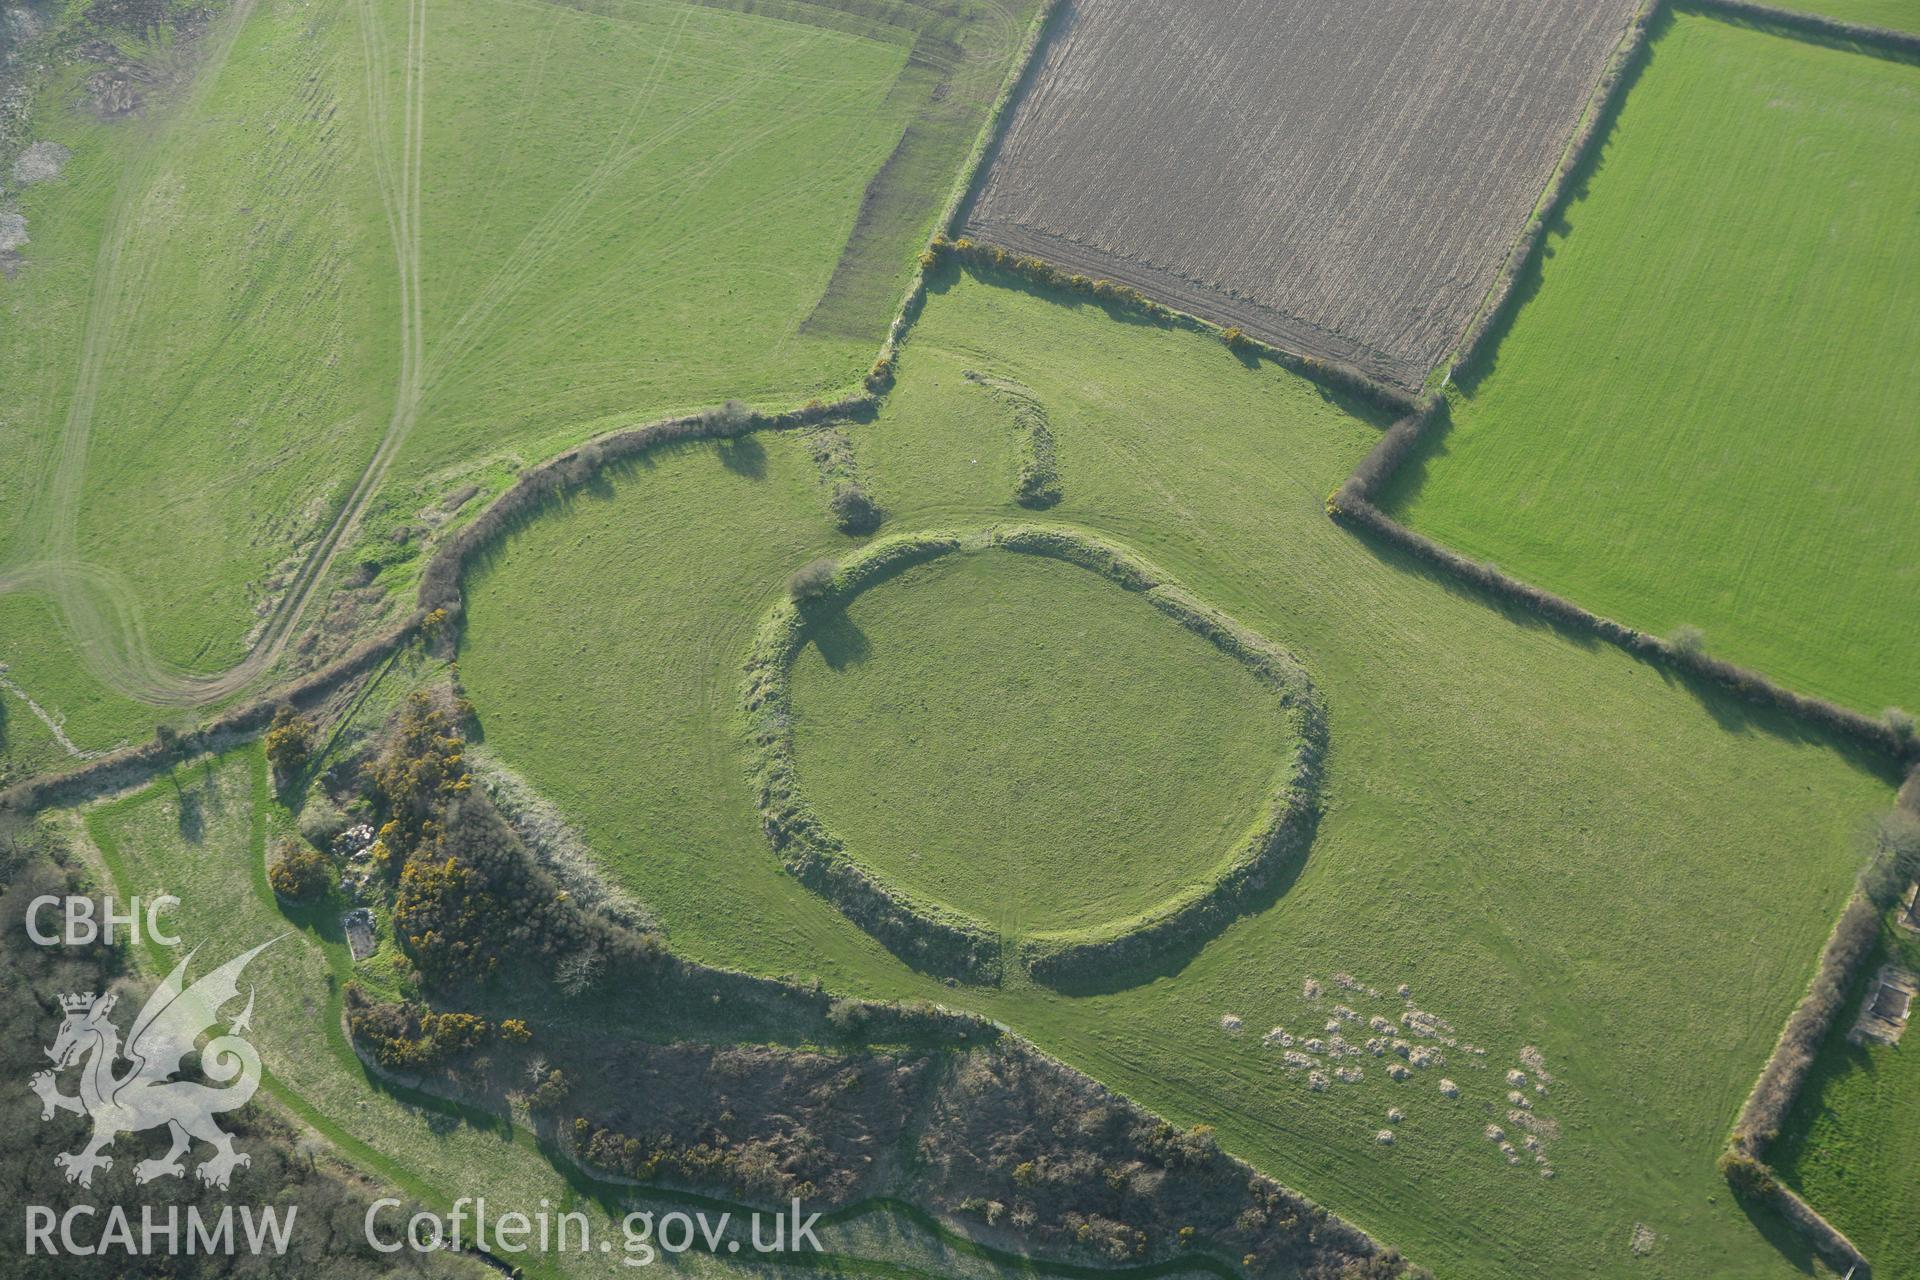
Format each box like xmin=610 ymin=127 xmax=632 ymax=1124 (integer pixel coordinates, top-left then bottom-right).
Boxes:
xmin=31 ymin=940 xmax=278 ymax=1190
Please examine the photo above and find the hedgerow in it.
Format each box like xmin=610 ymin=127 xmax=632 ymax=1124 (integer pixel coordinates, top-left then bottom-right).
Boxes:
xmin=926 ymin=236 xmax=1417 ymax=418
xmin=1686 ymin=0 xmax=1920 ymax=60
xmin=1715 ymin=791 xmax=1920 ymax=1274
xmin=1443 ymin=2 xmax=1659 ymax=381
xmin=1327 ymin=400 xmax=1917 ymax=769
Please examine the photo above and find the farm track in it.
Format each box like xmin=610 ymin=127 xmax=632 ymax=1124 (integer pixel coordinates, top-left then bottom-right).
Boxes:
xmin=0 ymin=0 xmax=905 ymax=724
xmin=0 ymin=0 xmax=426 ymax=709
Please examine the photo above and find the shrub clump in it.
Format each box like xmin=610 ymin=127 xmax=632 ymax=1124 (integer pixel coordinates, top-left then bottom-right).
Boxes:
xmin=789 ymin=557 xmax=839 ymax=603
xmin=344 ymin=988 xmax=492 ymax=1072
xmin=1717 ymin=1149 xmax=1777 ymax=1200
xmin=362 ymin=692 xmax=660 ymax=990
xmin=267 ymin=838 xmax=332 ymax=902
xmin=264 ymin=706 xmax=315 ymax=781
xmin=1885 ymin=706 xmax=1916 ymax=748
xmin=829 ymin=481 xmax=883 ymax=535
xmin=1860 ymin=809 xmax=1920 ymax=908
xmin=700 ymin=399 xmax=751 ymax=431
xmin=1666 ymin=624 xmax=1707 ymax=656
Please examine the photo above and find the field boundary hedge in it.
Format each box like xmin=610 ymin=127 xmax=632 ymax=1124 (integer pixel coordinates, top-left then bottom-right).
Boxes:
xmin=863 ymin=0 xmax=1062 ymax=395
xmin=1715 ymin=892 xmax=1879 ymax=1277
xmin=740 ymin=525 xmax=1326 ymax=987
xmin=1327 ymin=400 xmax=1917 ymax=770
xmin=1716 ymin=780 xmax=1920 ymax=1274
xmin=0 ymin=398 xmax=874 ymax=817
xmin=1447 ymin=0 xmax=1917 ymax=388
xmin=926 ymin=237 xmax=1418 ymax=419
xmin=1443 ymin=0 xmax=1661 ymax=383
xmin=1685 ymin=0 xmax=1920 ymax=60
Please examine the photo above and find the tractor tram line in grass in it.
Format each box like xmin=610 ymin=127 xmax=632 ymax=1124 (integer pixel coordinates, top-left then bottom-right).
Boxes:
xmin=3 ymin=0 xmax=1918 ymax=1277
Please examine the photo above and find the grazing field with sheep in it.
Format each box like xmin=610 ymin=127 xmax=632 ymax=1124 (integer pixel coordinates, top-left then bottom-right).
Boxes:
xmin=457 ymin=270 xmax=1896 ymax=1279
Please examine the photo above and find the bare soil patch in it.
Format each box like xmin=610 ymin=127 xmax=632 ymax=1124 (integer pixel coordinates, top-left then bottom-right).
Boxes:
xmin=962 ymin=0 xmax=1642 ymax=390
xmin=9 ymin=138 xmax=67 ymax=184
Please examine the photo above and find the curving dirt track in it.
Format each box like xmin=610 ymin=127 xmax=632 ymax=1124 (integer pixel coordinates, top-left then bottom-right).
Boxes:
xmin=0 ymin=0 xmax=427 ymax=709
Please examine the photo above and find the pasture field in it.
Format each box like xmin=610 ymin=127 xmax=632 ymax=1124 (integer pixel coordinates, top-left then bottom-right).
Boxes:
xmin=0 ymin=593 xmax=156 ymax=783
xmin=960 ymin=0 xmax=1642 ymax=390
xmin=786 ymin=548 xmax=1290 ymax=935
xmin=458 ymin=269 xmax=1897 ymax=1279
xmin=0 ymin=0 xmax=1033 ymax=770
xmin=1771 ymin=917 xmax=1920 ymax=1277
xmin=0 ymin=1 xmax=395 ymax=696
xmin=1781 ymin=0 xmax=1920 ymax=32
xmin=75 ymin=746 xmax=1199 ymax=1280
xmin=1384 ymin=11 xmax=1920 ymax=718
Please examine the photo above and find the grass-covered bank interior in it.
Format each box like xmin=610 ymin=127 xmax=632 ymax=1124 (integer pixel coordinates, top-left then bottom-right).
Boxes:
xmin=457 ymin=270 xmax=1897 ymax=1279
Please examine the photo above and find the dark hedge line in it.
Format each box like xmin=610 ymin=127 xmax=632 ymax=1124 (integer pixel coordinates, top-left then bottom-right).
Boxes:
xmin=744 ymin=526 xmax=1327 ymax=989
xmin=1714 ymin=894 xmax=1880 ymax=1275
xmin=1717 ymin=795 xmax=1920 ymax=1275
xmin=1 ymin=398 xmax=878 ymax=819
xmin=1686 ymin=0 xmax=1920 ymax=60
xmin=1329 ymin=402 xmax=1915 ymax=769
xmin=861 ymin=0 xmax=1063 ymax=396
xmin=0 ymin=610 xmax=426 ymax=814
xmin=1444 ymin=1 xmax=1659 ymax=381
xmin=417 ymin=396 xmax=875 ymax=615
xmin=1731 ymin=894 xmax=1882 ymax=1160
xmin=928 ymin=237 xmax=1418 ymax=419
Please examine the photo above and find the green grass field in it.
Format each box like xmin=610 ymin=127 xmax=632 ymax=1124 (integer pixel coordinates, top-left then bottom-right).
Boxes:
xmin=1780 ymin=0 xmax=1920 ymax=33
xmin=0 ymin=0 xmax=1032 ymax=770
xmin=0 ymin=592 xmax=172 ymax=783
xmin=1384 ymin=11 xmax=1920 ymax=720
xmin=456 ymin=268 xmax=1899 ymax=1279
xmin=787 ymin=549 xmax=1289 ymax=934
xmin=1772 ymin=917 xmax=1920 ymax=1277
xmin=0 ymin=1 xmax=396 ymax=678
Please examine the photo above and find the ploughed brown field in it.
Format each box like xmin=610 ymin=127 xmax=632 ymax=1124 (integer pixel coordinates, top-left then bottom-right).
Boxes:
xmin=962 ymin=0 xmax=1641 ymax=390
